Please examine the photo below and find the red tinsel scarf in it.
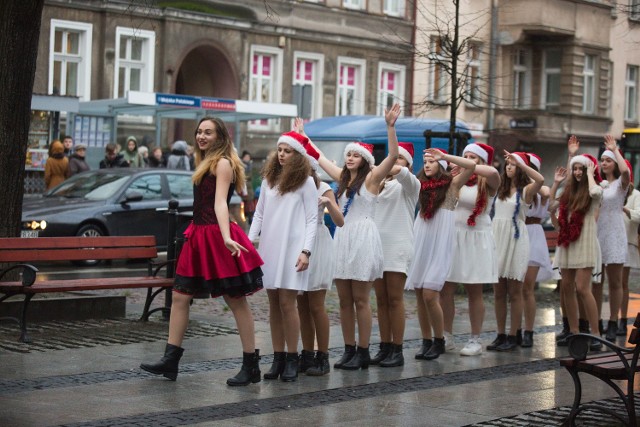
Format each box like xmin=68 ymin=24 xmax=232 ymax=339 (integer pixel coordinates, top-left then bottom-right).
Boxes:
xmin=420 ymin=176 xmax=451 ymax=220
xmin=465 ymin=174 xmax=487 ymax=226
xmin=557 ymin=201 xmax=586 ymax=247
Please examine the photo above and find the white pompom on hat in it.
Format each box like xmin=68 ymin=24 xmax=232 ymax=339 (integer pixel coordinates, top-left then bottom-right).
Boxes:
xmin=277 ymin=131 xmax=309 ymax=157
xmin=344 ymin=142 xmax=375 ymax=165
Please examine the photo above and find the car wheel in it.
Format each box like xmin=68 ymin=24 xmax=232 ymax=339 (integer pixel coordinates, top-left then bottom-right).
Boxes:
xmin=72 ymin=224 xmax=105 ymax=267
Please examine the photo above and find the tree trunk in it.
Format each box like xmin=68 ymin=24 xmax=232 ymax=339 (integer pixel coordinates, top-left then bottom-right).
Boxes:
xmin=0 ymin=0 xmax=45 ymax=238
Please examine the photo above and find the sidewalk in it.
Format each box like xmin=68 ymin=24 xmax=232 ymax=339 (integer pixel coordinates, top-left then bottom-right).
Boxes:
xmin=0 ymin=284 xmax=636 ymax=427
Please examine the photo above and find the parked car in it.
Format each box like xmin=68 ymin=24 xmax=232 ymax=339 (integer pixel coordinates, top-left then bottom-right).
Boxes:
xmin=21 ymin=168 xmax=194 ymax=250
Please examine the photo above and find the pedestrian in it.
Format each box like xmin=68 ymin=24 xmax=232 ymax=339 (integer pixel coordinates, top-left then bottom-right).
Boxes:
xmin=248 ymin=130 xmax=318 ymax=382
xmin=68 ymin=143 xmax=90 ymax=176
xmin=44 ymin=140 xmax=70 ymax=190
xmin=99 ymin=143 xmax=129 ymax=168
xmin=138 ymin=145 xmax=150 ymax=167
xmin=310 ymin=103 xmax=401 ymax=371
xmin=370 ymin=142 xmax=420 ymax=367
xmin=167 ymin=140 xmax=191 ymax=170
xmin=441 ymin=142 xmax=500 ymax=357
xmin=620 ymin=172 xmax=640 ymax=337
xmin=148 ymin=146 xmax=166 ymax=168
xmin=520 ymin=152 xmax=554 ymax=348
xmin=487 ymin=151 xmax=543 ymax=352
xmin=122 ymin=136 xmax=144 ymax=167
xmin=406 ymin=148 xmax=476 ymax=360
xmin=140 ymin=117 xmax=264 ymax=385
xmin=593 ymin=135 xmax=630 ymax=340
xmin=62 ymin=135 xmax=74 ymax=157
xmin=552 ymin=136 xmax=603 ymax=351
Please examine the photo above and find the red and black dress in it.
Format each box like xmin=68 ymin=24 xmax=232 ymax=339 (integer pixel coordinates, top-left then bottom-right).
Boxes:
xmin=174 ymin=173 xmax=264 ymax=299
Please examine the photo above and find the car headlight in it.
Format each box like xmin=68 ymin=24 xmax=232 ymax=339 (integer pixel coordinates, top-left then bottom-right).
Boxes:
xmin=23 ymin=220 xmax=47 ymax=230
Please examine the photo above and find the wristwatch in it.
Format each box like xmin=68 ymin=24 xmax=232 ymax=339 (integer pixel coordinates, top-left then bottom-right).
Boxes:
xmin=301 ymin=249 xmax=311 ymax=258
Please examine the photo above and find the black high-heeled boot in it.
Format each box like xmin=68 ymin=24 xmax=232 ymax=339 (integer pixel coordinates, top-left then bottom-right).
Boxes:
xmin=380 ymin=343 xmax=404 ymax=367
xmin=342 ymin=346 xmax=370 ymax=370
xmin=227 ymin=350 xmax=261 ymax=386
xmin=486 ymin=333 xmax=506 ymax=351
xmin=617 ymin=318 xmax=628 ymax=337
xmin=415 ymin=338 xmax=433 ymax=360
xmin=516 ymin=329 xmax=523 ymax=346
xmin=605 ymin=320 xmax=618 ymax=342
xmin=280 ymin=352 xmax=299 ymax=382
xmin=556 ymin=317 xmax=570 ymax=342
xmin=140 ymin=343 xmax=184 ymax=381
xmin=521 ymin=330 xmax=534 ymax=348
xmin=306 ymin=351 xmax=330 ymax=376
xmin=598 ymin=319 xmax=605 ymax=335
xmin=334 ymin=344 xmax=356 ymax=369
xmin=579 ymin=318 xmax=589 ymax=333
xmin=423 ymin=337 xmax=445 ymax=360
xmin=370 ymin=342 xmax=391 ymax=366
xmin=496 ymin=335 xmax=518 ymax=352
xmin=263 ymin=351 xmax=286 ymax=380
xmin=298 ymin=349 xmax=315 ymax=373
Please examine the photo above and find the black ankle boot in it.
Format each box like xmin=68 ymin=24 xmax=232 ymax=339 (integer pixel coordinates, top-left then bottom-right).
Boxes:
xmin=598 ymin=319 xmax=605 ymax=335
xmin=521 ymin=330 xmax=534 ymax=348
xmin=306 ymin=351 xmax=330 ymax=376
xmin=281 ymin=352 xmax=299 ymax=382
xmin=415 ymin=339 xmax=433 ymax=360
xmin=140 ymin=343 xmax=184 ymax=381
xmin=227 ymin=350 xmax=261 ymax=386
xmin=516 ymin=329 xmax=523 ymax=346
xmin=423 ymin=337 xmax=445 ymax=360
xmin=380 ymin=343 xmax=404 ymax=367
xmin=342 ymin=346 xmax=370 ymax=370
xmin=263 ymin=351 xmax=286 ymax=380
xmin=605 ymin=320 xmax=618 ymax=342
xmin=556 ymin=317 xmax=570 ymax=342
xmin=557 ymin=332 xmax=575 ymax=347
xmin=486 ymin=333 xmax=506 ymax=351
xmin=334 ymin=344 xmax=356 ymax=369
xmin=579 ymin=318 xmax=590 ymax=333
xmin=298 ymin=349 xmax=315 ymax=373
xmin=617 ymin=318 xmax=628 ymax=337
xmin=370 ymin=342 xmax=391 ymax=366
xmin=496 ymin=335 xmax=518 ymax=352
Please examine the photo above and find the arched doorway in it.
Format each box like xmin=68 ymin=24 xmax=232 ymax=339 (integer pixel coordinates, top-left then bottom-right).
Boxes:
xmin=172 ymin=43 xmax=239 ymax=143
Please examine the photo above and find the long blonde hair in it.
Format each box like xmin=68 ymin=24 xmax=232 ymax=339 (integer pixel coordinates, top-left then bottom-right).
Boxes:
xmin=192 ymin=117 xmax=245 ymax=192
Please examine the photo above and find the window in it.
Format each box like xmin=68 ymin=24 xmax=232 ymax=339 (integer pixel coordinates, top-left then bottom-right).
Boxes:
xmin=249 ymin=46 xmax=283 ymax=129
xmin=48 ymin=20 xmax=93 ymax=100
xmin=513 ymin=49 xmax=531 ymax=108
xmin=542 ymin=49 xmax=562 ymax=108
xmin=293 ymin=52 xmax=324 ymax=121
xmin=127 ymin=175 xmax=162 ymax=201
xmin=344 ymin=0 xmax=365 ymax=9
xmin=384 ymin=0 xmax=405 ymax=17
xmin=114 ymin=27 xmax=155 ymax=98
xmin=336 ymin=57 xmax=366 ymax=116
xmin=465 ymin=43 xmax=482 ymax=106
xmin=625 ymin=65 xmax=638 ymax=122
xmin=631 ymin=0 xmax=640 ymax=20
xmin=167 ymin=174 xmax=193 ymax=199
xmin=428 ymin=38 xmax=448 ymax=103
xmin=582 ymin=54 xmax=596 ymax=114
xmin=377 ymin=63 xmax=406 ymax=115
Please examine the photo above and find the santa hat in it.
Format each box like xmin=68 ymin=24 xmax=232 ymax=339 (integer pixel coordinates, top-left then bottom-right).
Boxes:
xmin=511 ymin=152 xmax=530 ymax=166
xmin=398 ymin=142 xmax=414 ymax=167
xmin=425 ymin=148 xmax=449 ymax=170
xmin=305 ymin=142 xmax=320 ymax=171
xmin=277 ymin=131 xmax=309 ymax=157
xmin=344 ymin=142 xmax=375 ymax=165
xmin=601 ymin=150 xmax=616 ymax=162
xmin=462 ymin=143 xmax=494 ymax=165
xmin=527 ymin=153 xmax=541 ymax=170
xmin=570 ymin=154 xmax=603 ymax=183
xmin=625 ymin=159 xmax=634 ymax=184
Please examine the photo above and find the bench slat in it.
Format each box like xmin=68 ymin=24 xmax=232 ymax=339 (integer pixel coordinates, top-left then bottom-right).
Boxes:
xmin=0 ymin=247 xmax=158 ymax=263
xmin=0 ymin=236 xmax=156 ymax=250
xmin=0 ymin=277 xmax=173 ymax=293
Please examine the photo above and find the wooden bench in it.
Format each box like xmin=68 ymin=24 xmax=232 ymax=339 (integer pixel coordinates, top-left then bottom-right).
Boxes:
xmin=559 ymin=313 xmax=640 ymax=427
xmin=0 ymin=236 xmax=175 ymax=343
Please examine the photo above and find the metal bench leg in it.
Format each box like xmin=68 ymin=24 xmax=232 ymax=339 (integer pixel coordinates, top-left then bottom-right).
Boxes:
xmin=140 ymin=288 xmax=172 ymax=321
xmin=19 ymin=294 xmax=34 ymax=343
xmin=627 ymin=376 xmax=637 ymax=427
xmin=564 ymin=367 xmax=582 ymax=427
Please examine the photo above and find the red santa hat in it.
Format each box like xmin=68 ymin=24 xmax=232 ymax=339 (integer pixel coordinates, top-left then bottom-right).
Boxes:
xmin=344 ymin=142 xmax=375 ymax=165
xmin=511 ymin=151 xmax=530 ymax=166
xmin=462 ymin=143 xmax=494 ymax=165
xmin=305 ymin=142 xmax=320 ymax=170
xmin=625 ymin=159 xmax=633 ymax=184
xmin=398 ymin=142 xmax=414 ymax=167
xmin=570 ymin=153 xmax=603 ymax=183
xmin=527 ymin=153 xmax=541 ymax=170
xmin=277 ymin=131 xmax=309 ymax=157
xmin=424 ymin=148 xmax=449 ymax=170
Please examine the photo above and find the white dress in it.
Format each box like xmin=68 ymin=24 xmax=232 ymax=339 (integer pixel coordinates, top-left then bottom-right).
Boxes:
xmin=308 ymin=181 xmax=336 ymax=291
xmin=374 ymin=167 xmax=421 ymax=275
xmin=406 ymin=185 xmax=457 ymax=292
xmin=248 ymin=177 xmax=317 ymax=291
xmin=492 ymin=188 xmax=530 ymax=282
xmin=624 ymin=189 xmax=640 ymax=269
xmin=334 ymin=185 xmax=384 ymax=282
xmin=447 ymin=184 xmax=499 ymax=284
xmin=598 ymin=178 xmax=628 ymax=265
xmin=526 ymin=194 xmax=554 ymax=282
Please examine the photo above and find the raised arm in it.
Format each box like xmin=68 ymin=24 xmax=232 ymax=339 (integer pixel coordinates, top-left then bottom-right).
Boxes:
xmin=426 ymin=149 xmax=476 ymax=189
xmin=366 ymin=103 xmax=401 ymax=193
xmin=604 ymin=134 xmax=630 ymax=189
xmin=506 ymin=150 xmax=544 ymax=204
xmin=294 ymin=117 xmax=343 ymax=181
xmin=550 ymin=166 xmax=567 ymax=202
xmin=473 ymin=164 xmax=501 ymax=195
xmin=567 ymin=135 xmax=579 ymax=170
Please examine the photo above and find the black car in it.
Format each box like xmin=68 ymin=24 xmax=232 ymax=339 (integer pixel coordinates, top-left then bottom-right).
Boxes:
xmin=21 ymin=168 xmax=194 ymax=249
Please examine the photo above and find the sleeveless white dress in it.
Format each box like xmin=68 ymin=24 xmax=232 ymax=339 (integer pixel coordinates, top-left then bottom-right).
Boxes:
xmin=597 ymin=178 xmax=628 ymax=265
xmin=492 ymin=188 xmax=530 ymax=282
xmin=308 ymin=181 xmax=336 ymax=291
xmin=334 ymin=186 xmax=384 ymax=282
xmin=526 ymin=194 xmax=554 ymax=282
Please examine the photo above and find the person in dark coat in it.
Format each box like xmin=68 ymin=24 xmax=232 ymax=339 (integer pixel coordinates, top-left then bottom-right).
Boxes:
xmin=99 ymin=143 xmax=129 ymax=168
xmin=68 ymin=143 xmax=90 ymax=176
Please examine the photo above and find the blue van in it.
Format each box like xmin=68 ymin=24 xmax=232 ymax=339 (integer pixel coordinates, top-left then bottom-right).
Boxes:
xmin=304 ymin=115 xmax=473 ymax=175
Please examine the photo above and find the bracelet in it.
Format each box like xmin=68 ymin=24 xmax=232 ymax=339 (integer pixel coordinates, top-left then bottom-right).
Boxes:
xmin=301 ymin=249 xmax=311 ymax=258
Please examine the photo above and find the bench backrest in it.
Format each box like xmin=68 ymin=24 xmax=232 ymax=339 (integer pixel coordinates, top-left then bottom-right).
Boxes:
xmin=0 ymin=236 xmax=158 ymax=263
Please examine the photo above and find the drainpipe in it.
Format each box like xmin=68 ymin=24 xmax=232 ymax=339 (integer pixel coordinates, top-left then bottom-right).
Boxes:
xmin=487 ymin=0 xmax=498 ymax=143
xmin=408 ymin=0 xmax=418 ymax=117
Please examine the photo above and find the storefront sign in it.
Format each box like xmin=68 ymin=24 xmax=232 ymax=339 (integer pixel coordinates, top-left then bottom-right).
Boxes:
xmin=156 ymin=93 xmax=200 ymax=108
xmin=509 ymin=118 xmax=537 ymax=129
xmin=201 ymin=98 xmax=236 ymax=111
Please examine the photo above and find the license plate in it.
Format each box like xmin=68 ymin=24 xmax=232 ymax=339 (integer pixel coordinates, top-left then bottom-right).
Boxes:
xmin=21 ymin=230 xmax=39 ymax=238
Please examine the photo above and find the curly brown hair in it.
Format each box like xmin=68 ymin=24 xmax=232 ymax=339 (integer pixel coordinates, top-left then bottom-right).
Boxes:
xmin=336 ymin=161 xmax=369 ymax=199
xmin=559 ymin=165 xmax=593 ymax=213
xmin=262 ymin=149 xmax=311 ymax=194
xmin=497 ymin=163 xmax=530 ymax=200
xmin=417 ymin=168 xmax=452 ymax=218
